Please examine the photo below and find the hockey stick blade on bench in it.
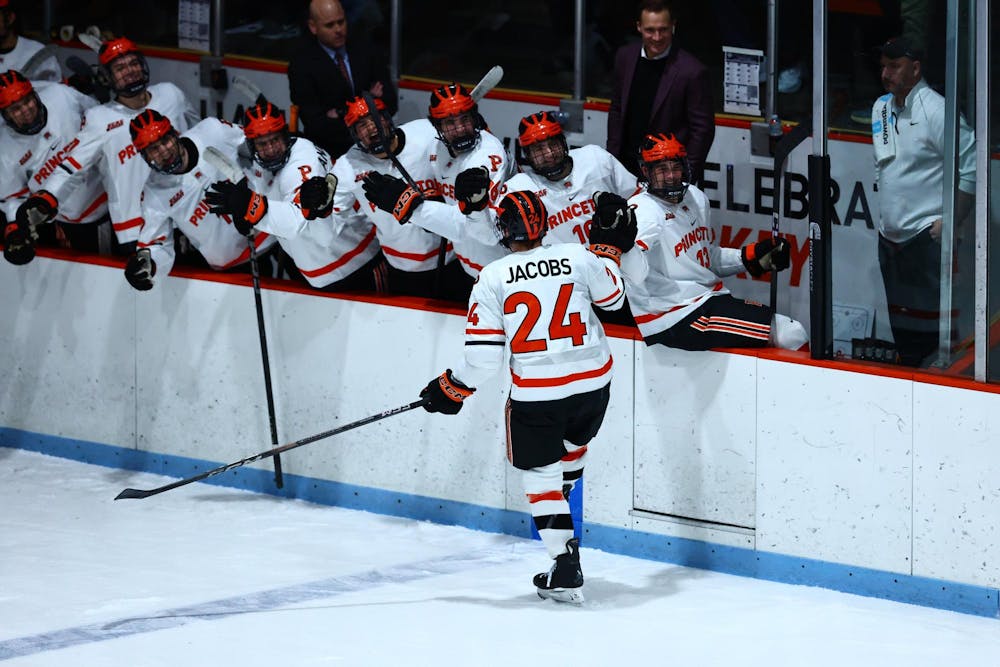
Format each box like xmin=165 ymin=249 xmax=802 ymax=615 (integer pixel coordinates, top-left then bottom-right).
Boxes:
xmin=114 ymin=399 xmax=427 ymax=500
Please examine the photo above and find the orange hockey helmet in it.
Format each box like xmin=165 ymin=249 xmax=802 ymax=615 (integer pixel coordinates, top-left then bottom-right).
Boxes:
xmin=98 ymin=37 xmax=150 ymax=97
xmin=638 ymin=133 xmax=690 ymax=203
xmin=344 ymin=95 xmax=393 ymax=154
xmin=130 ymin=109 xmax=183 ymax=173
xmin=0 ymin=70 xmax=46 ymax=135
xmin=243 ymin=102 xmax=294 ymax=171
xmin=516 ymin=111 xmax=570 ymax=180
xmin=428 ymin=83 xmax=483 ymax=154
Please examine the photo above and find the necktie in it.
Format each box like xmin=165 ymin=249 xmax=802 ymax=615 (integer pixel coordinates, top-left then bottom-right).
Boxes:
xmin=336 ymin=52 xmax=353 ymax=92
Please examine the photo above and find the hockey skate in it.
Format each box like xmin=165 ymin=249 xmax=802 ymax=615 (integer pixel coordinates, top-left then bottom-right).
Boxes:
xmin=534 ymin=538 xmax=584 ymax=604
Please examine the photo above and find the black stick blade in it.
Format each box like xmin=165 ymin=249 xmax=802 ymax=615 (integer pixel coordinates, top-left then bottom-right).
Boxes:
xmin=115 ymin=487 xmax=155 ymax=500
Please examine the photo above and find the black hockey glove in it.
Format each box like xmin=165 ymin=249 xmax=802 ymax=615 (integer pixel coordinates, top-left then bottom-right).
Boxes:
xmin=454 ymin=166 xmax=491 ymax=214
xmin=124 ymin=248 xmax=156 ymax=291
xmin=741 ymin=236 xmax=791 ymax=277
xmin=420 ymin=369 xmax=475 ymax=415
xmin=19 ymin=190 xmax=59 ymax=227
xmin=362 ymin=171 xmax=423 ymax=224
xmin=298 ymin=173 xmax=338 ymax=220
xmin=588 ymin=191 xmax=637 ymax=265
xmin=205 ymin=178 xmax=268 ymax=236
xmin=2 ymin=210 xmax=35 ymax=266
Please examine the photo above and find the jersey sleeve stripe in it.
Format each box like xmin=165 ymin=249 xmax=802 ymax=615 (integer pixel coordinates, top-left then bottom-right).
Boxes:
xmin=594 ymin=287 xmax=623 ymax=305
xmin=382 ymin=242 xmax=454 ymax=262
xmin=465 ymin=340 xmax=505 ymax=347
xmin=58 ymin=193 xmax=109 ymax=223
xmin=511 ymin=356 xmax=613 ymax=388
xmin=221 ymin=232 xmax=271 ymax=269
xmin=299 ymin=227 xmax=378 ymax=277
xmin=527 ymin=490 xmax=565 ymax=503
xmin=466 ymin=328 xmax=504 ymax=336
xmin=113 ymin=216 xmax=144 ymax=232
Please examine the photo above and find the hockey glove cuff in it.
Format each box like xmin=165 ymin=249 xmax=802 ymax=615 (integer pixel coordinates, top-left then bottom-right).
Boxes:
xmin=589 ymin=243 xmax=623 ymax=266
xmin=741 ymin=236 xmax=791 ymax=277
xmin=362 ymin=172 xmax=423 ymax=224
xmin=21 ymin=190 xmax=59 ymax=227
xmin=420 ymin=369 xmax=475 ymax=415
xmin=206 ymin=179 xmax=267 ymax=236
xmin=588 ymin=191 xmax=637 ymax=253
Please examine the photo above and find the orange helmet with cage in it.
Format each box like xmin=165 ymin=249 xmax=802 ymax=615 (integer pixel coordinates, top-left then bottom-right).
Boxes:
xmin=428 ymin=83 xmax=483 ymax=154
xmin=638 ymin=133 xmax=690 ymax=203
xmin=516 ymin=111 xmax=570 ymax=180
xmin=0 ymin=69 xmax=46 ymax=135
xmin=129 ymin=109 xmax=184 ymax=173
xmin=243 ymin=102 xmax=295 ymax=171
xmin=344 ymin=95 xmax=393 ymax=154
xmin=98 ymin=37 xmax=150 ymax=96
xmin=494 ymin=190 xmax=548 ymax=248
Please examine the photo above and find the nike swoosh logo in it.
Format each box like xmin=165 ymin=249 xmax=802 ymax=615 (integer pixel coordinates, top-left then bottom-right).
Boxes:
xmin=909 ymin=121 xmax=919 ymax=125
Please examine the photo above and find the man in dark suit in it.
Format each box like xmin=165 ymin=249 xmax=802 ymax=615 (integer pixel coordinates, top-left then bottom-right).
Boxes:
xmin=607 ymin=0 xmax=714 ymax=185
xmin=287 ymin=0 xmax=398 ymax=159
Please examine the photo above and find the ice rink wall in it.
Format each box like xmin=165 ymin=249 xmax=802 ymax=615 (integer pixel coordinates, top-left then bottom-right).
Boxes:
xmin=1 ymin=253 xmax=997 ymax=618
xmin=2 ymin=48 xmax=997 ymax=618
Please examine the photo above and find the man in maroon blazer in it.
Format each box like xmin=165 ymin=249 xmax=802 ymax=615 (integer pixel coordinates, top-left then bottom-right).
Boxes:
xmin=287 ymin=0 xmax=397 ymax=159
xmin=607 ymin=0 xmax=714 ymax=185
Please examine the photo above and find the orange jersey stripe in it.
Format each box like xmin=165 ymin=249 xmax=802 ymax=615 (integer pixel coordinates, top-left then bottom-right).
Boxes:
xmin=381 ymin=242 xmax=453 ymax=262
xmin=113 ymin=216 xmax=144 ymax=232
xmin=299 ymin=227 xmax=377 ymax=278
xmin=511 ymin=356 xmax=613 ymax=388
xmin=526 ymin=490 xmax=565 ymax=504
xmin=561 ymin=445 xmax=588 ymax=462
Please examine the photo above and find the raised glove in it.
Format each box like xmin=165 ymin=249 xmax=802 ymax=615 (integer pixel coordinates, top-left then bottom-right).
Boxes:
xmin=205 ymin=178 xmax=268 ymax=236
xmin=420 ymin=369 xmax=475 ymax=415
xmin=3 ymin=211 xmax=35 ymax=265
xmin=124 ymin=248 xmax=156 ymax=291
xmin=587 ymin=191 xmax=637 ymax=265
xmin=454 ymin=166 xmax=491 ymax=213
xmin=19 ymin=190 xmax=59 ymax=228
xmin=298 ymin=173 xmax=338 ymax=220
xmin=741 ymin=236 xmax=791 ymax=277
xmin=362 ymin=171 xmax=423 ymax=224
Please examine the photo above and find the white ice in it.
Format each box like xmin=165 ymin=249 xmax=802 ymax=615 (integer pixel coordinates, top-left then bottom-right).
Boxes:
xmin=2 ymin=447 xmax=998 ymax=667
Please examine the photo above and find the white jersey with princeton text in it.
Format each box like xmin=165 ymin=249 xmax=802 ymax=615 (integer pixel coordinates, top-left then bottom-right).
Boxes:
xmin=503 ymin=144 xmax=638 ymax=246
xmin=626 ymin=185 xmax=745 ymax=338
xmin=246 ymin=137 xmax=380 ymax=288
xmin=0 ymin=36 xmax=61 ymax=82
xmin=38 ymin=83 xmax=195 ymax=244
xmin=333 ymin=119 xmax=454 ymax=272
xmin=453 ymin=243 xmax=626 ymax=402
xmin=137 ymin=118 xmax=275 ymax=280
xmin=0 ymin=82 xmax=106 ymax=224
xmin=404 ymin=127 xmax=511 ymax=277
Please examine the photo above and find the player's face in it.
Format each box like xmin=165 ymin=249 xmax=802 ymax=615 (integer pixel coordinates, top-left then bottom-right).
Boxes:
xmin=646 ymin=158 xmax=684 ymax=188
xmin=437 ymin=111 xmax=477 ymax=147
xmin=308 ymin=2 xmax=347 ymax=50
xmin=109 ymin=54 xmax=146 ymax=91
xmin=353 ymin=112 xmax=393 ymax=154
xmin=141 ymin=133 xmax=184 ymax=173
xmin=253 ymin=131 xmax=288 ymax=165
xmin=2 ymin=92 xmax=41 ymax=132
xmin=637 ymin=9 xmax=674 ymax=59
xmin=525 ymin=137 xmax=567 ymax=176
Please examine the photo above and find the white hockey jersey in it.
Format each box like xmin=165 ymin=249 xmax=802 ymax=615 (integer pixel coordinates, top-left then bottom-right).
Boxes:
xmin=246 ymin=137 xmax=380 ymax=288
xmin=0 ymin=82 xmax=107 ymax=224
xmin=39 ymin=82 xmax=196 ymax=244
xmin=453 ymin=243 xmax=626 ymax=402
xmin=332 ymin=118 xmax=454 ymax=272
xmin=502 ymin=144 xmax=639 ymax=246
xmin=626 ymin=185 xmax=746 ymax=338
xmin=404 ymin=126 xmax=511 ymax=277
xmin=0 ymin=36 xmax=61 ymax=82
xmin=137 ymin=118 xmax=275 ymax=280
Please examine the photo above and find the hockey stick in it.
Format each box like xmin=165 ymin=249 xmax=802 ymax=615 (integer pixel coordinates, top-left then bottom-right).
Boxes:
xmin=114 ymin=400 xmax=426 ymax=499
xmin=231 ymin=74 xmax=268 ymax=106
xmin=20 ymin=45 xmax=59 ymax=79
xmin=470 ymin=65 xmax=503 ymax=102
xmin=768 ymin=121 xmax=811 ymax=315
xmin=202 ymin=146 xmax=284 ymax=489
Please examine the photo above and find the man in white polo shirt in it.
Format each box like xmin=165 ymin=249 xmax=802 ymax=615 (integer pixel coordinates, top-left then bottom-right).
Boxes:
xmin=872 ymin=36 xmax=975 ymax=367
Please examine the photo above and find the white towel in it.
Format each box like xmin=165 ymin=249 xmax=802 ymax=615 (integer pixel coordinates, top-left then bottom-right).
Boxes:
xmin=872 ymin=94 xmax=896 ymax=165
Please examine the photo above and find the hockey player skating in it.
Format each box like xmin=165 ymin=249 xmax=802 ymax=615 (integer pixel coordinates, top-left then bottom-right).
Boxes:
xmin=331 ymin=95 xmax=468 ymax=300
xmin=16 ymin=37 xmax=196 ymax=251
xmin=418 ymin=190 xmax=638 ymax=604
xmin=0 ymin=71 xmax=108 ymax=264
xmin=122 ymin=110 xmax=276 ymax=291
xmin=504 ymin=111 xmax=638 ymax=247
xmin=627 ymin=133 xmax=807 ymax=350
xmin=203 ymin=102 xmax=388 ymax=293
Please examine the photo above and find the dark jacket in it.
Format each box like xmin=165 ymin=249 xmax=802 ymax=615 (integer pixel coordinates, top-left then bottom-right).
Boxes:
xmin=287 ymin=37 xmax=398 ymax=158
xmin=607 ymin=42 xmax=715 ymax=184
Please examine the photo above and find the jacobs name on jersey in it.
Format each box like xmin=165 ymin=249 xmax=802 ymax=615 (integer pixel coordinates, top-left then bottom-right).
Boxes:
xmin=504 ymin=257 xmax=573 ymax=284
